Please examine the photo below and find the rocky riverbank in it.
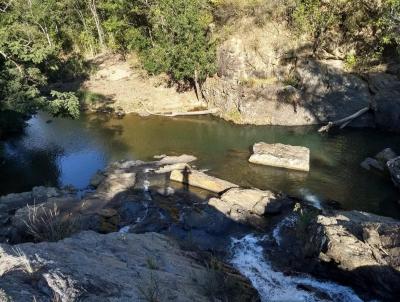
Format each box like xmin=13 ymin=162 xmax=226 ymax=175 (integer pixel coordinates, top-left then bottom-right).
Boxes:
xmin=1 ymin=155 xmax=399 ymax=301
xmin=79 ymin=44 xmax=400 ymax=133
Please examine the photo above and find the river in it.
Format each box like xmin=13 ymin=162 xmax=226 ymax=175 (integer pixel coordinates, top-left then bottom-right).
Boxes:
xmin=1 ymin=112 xmax=399 ymax=218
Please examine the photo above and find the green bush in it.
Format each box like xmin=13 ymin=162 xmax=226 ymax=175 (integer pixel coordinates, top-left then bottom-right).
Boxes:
xmin=137 ymin=0 xmax=217 ymax=83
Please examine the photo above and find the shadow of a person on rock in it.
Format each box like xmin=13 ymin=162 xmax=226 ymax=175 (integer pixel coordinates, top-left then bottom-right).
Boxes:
xmin=181 ymin=166 xmax=192 ymax=192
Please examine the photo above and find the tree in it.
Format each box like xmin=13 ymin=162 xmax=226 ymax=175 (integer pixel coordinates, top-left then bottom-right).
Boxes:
xmin=0 ymin=0 xmax=82 ymax=136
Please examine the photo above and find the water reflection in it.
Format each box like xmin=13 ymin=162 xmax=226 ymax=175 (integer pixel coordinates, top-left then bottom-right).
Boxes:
xmin=0 ymin=112 xmax=399 ymax=218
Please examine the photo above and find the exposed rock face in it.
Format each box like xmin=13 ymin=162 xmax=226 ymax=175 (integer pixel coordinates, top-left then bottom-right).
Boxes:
xmin=203 ymin=22 xmax=400 ymax=130
xmin=249 ymin=142 xmax=310 ymax=172
xmin=0 ymin=231 xmax=258 ymax=301
xmin=369 ymin=73 xmax=400 ymax=132
xmin=388 ymin=156 xmax=400 ymax=188
xmin=202 ymin=26 xmax=377 ymax=127
xmin=304 ymin=211 xmax=400 ymax=300
xmin=208 ymin=188 xmax=291 ymax=228
xmin=170 ymin=168 xmax=238 ymax=193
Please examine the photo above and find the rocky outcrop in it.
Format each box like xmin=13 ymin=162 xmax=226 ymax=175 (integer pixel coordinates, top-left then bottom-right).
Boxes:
xmin=368 ymin=73 xmax=400 ymax=132
xmin=388 ymin=157 xmax=400 ymax=188
xmin=249 ymin=142 xmax=310 ymax=172
xmin=202 ymin=24 xmax=378 ymax=127
xmin=170 ymin=168 xmax=238 ymax=193
xmin=208 ymin=188 xmax=291 ymax=228
xmin=302 ymin=211 xmax=400 ymax=300
xmin=0 ymin=231 xmax=259 ymax=301
xmin=202 ymin=21 xmax=400 ymax=130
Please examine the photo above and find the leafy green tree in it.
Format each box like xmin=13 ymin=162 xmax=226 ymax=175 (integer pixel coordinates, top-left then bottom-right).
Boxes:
xmin=142 ymin=0 xmax=216 ymax=83
xmin=0 ymin=0 xmax=84 ymax=135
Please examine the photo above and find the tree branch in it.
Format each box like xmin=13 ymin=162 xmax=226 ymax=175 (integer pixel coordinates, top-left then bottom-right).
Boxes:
xmin=0 ymin=50 xmax=23 ymax=74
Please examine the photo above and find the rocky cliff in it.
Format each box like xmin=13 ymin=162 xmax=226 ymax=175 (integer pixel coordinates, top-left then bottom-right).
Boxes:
xmin=202 ymin=19 xmax=400 ymax=131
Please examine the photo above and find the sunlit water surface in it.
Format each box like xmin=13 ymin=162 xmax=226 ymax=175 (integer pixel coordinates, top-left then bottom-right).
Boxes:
xmin=1 ymin=112 xmax=399 ymax=218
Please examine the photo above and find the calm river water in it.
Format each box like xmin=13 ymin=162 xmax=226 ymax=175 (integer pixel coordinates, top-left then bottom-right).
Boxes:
xmin=1 ymin=112 xmax=399 ymax=218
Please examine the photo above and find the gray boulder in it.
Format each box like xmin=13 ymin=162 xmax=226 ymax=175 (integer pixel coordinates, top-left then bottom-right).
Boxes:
xmin=209 ymin=188 xmax=291 ymax=228
xmin=249 ymin=142 xmax=310 ymax=172
xmin=0 ymin=231 xmax=258 ymax=302
xmin=304 ymin=211 xmax=400 ymax=300
xmin=388 ymin=156 xmax=400 ymax=188
xmin=369 ymin=73 xmax=400 ymax=132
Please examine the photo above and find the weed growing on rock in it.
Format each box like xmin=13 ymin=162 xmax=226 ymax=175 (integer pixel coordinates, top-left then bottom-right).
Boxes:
xmin=23 ymin=203 xmax=81 ymax=242
xmin=137 ymin=273 xmax=161 ymax=302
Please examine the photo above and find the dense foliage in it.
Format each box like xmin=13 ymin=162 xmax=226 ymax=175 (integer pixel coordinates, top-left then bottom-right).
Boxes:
xmin=0 ymin=0 xmax=399 ymax=136
xmin=292 ymin=0 xmax=400 ymax=60
xmin=0 ymin=0 xmax=216 ymax=136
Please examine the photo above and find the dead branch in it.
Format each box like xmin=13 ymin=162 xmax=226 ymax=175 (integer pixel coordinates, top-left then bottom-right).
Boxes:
xmin=318 ymin=107 xmax=370 ymax=133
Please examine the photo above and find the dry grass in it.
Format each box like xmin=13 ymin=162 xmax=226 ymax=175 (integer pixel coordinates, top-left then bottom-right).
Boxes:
xmin=137 ymin=273 xmax=161 ymax=302
xmin=23 ymin=203 xmax=81 ymax=242
xmin=0 ymin=247 xmax=39 ymax=277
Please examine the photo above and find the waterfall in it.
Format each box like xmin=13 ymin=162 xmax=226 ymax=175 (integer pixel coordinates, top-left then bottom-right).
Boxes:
xmin=230 ymin=234 xmax=363 ymax=302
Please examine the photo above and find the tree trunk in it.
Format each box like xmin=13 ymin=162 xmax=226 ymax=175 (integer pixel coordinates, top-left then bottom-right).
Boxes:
xmin=194 ymin=69 xmax=202 ymax=101
xmin=88 ymin=0 xmax=105 ymax=50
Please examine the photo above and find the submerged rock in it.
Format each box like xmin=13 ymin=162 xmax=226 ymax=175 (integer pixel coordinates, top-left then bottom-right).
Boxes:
xmin=361 ymin=148 xmax=397 ymax=172
xmin=249 ymin=142 xmax=310 ymax=172
xmin=360 ymin=157 xmax=385 ymax=171
xmin=0 ymin=231 xmax=259 ymax=301
xmin=170 ymin=168 xmax=238 ymax=193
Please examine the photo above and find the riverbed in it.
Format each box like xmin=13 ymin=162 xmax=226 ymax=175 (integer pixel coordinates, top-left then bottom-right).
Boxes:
xmin=1 ymin=112 xmax=399 ymax=218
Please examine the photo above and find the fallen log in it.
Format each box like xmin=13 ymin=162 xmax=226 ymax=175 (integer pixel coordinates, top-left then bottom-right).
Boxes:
xmin=143 ymin=105 xmax=219 ymax=117
xmin=318 ymin=107 xmax=370 ymax=133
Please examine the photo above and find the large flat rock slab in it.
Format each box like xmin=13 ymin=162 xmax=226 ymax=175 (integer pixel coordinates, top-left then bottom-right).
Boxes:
xmin=249 ymin=142 xmax=310 ymax=172
xmin=170 ymin=168 xmax=238 ymax=193
xmin=0 ymin=231 xmax=258 ymax=301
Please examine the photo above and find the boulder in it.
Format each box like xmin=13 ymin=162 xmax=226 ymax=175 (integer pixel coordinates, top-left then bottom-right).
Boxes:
xmin=369 ymin=73 xmax=400 ymax=132
xmin=361 ymin=148 xmax=397 ymax=172
xmin=375 ymin=148 xmax=397 ymax=163
xmin=157 ymin=154 xmax=197 ymax=165
xmin=249 ymin=142 xmax=310 ymax=172
xmin=388 ymin=156 xmax=400 ymax=188
xmin=0 ymin=231 xmax=259 ymax=301
xmin=208 ymin=188 xmax=291 ymax=228
xmin=304 ymin=211 xmax=400 ymax=300
xmin=170 ymin=168 xmax=238 ymax=193
xmin=96 ymin=172 xmax=136 ymax=198
xmin=360 ymin=157 xmax=385 ymax=171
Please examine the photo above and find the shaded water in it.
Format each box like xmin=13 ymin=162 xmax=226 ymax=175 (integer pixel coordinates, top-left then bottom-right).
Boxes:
xmin=1 ymin=112 xmax=399 ymax=218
